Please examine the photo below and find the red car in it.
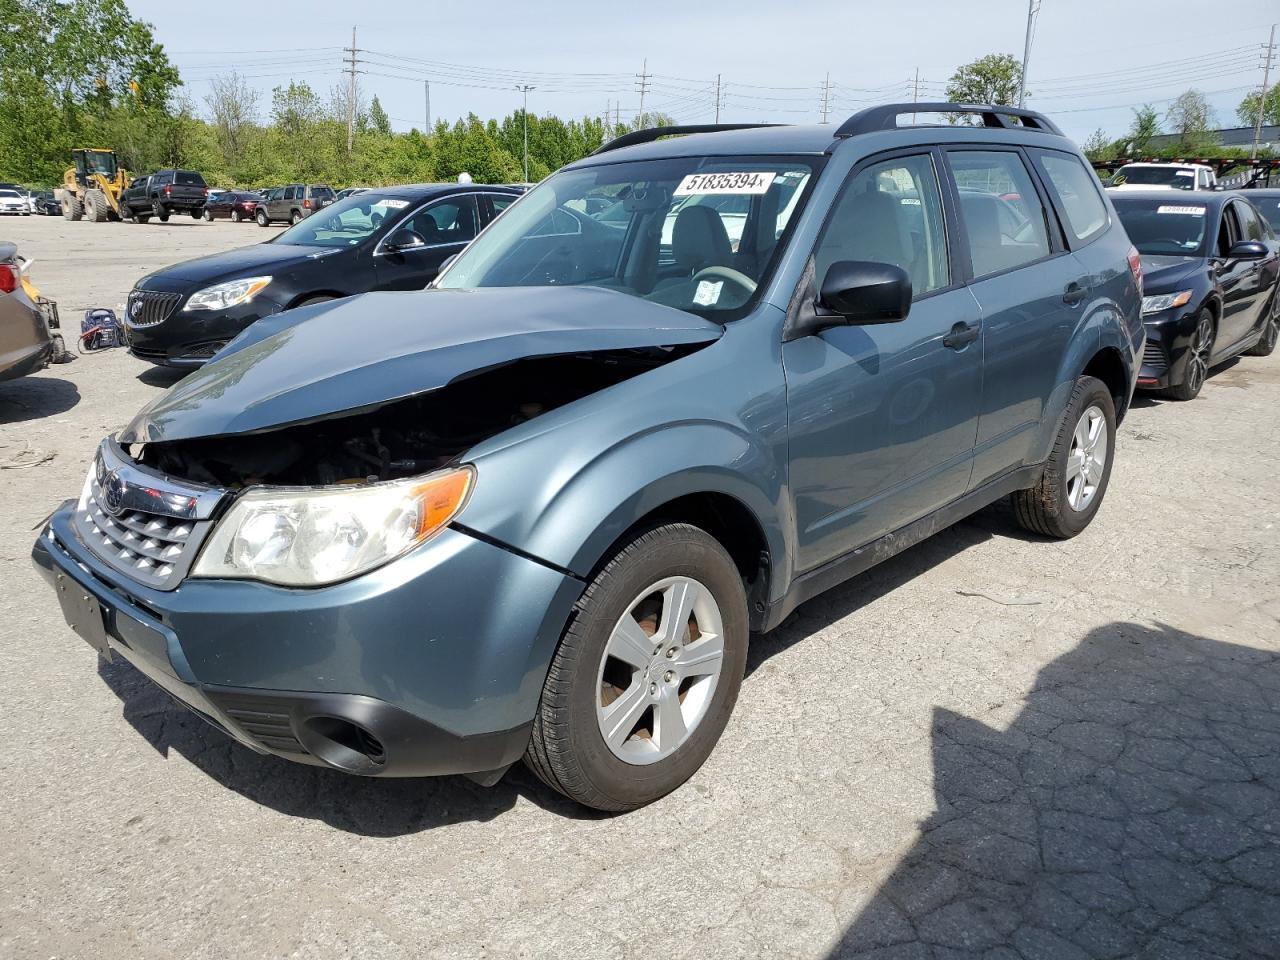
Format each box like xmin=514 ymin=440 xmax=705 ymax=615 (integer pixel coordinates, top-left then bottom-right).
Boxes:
xmin=202 ymin=191 xmax=263 ymax=223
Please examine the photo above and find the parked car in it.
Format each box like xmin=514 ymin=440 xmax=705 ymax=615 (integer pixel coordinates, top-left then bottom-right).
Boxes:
xmin=255 ymin=184 xmax=335 ymax=225
xmin=1110 ymin=190 xmax=1279 ymax=399
xmin=32 ymin=191 xmax=60 ymax=215
xmin=1108 ymin=162 xmax=1218 ymax=192
xmin=334 ymin=187 xmax=369 ymax=201
xmin=1246 ymin=188 xmax=1280 ymax=233
xmin=1 ymin=242 xmax=62 ymax=380
xmin=124 ymin=183 xmax=517 ymax=366
xmin=33 ymin=104 xmax=1143 ymax=811
xmin=0 ymin=188 xmax=30 ymax=215
xmin=120 ymin=169 xmax=209 ymax=223
xmin=202 ymin=191 xmax=262 ymax=222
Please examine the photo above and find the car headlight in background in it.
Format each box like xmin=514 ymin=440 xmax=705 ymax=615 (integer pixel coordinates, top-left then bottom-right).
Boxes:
xmin=193 ymin=466 xmax=474 ymax=586
xmin=1141 ymin=290 xmax=1193 ymax=316
xmin=183 ymin=276 xmax=272 ymax=312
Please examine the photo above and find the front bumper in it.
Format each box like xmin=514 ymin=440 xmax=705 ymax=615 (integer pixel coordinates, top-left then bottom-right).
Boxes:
xmin=1136 ymin=308 xmax=1198 ymax=390
xmin=125 ymin=293 xmax=285 ymax=367
xmin=33 ymin=502 xmax=583 ymax=778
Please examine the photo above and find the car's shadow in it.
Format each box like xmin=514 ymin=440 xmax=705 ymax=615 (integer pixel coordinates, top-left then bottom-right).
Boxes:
xmin=0 ymin=373 xmax=80 ymax=423
xmin=93 ymin=501 xmax=1031 ymax=835
xmin=136 ymin=365 xmax=188 ymax=388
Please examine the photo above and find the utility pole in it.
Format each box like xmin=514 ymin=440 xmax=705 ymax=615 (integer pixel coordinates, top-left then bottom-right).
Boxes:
xmin=714 ymin=74 xmax=723 ymax=123
xmin=819 ymin=72 xmax=832 ymax=124
xmin=344 ymin=26 xmax=361 ymax=153
xmin=515 ymin=84 xmax=534 ymax=182
xmin=424 ymin=80 xmax=431 ymax=134
xmin=1017 ymin=0 xmax=1041 ymax=108
xmin=912 ymin=68 xmax=920 ymax=122
xmin=1252 ymin=24 xmax=1276 ymax=160
xmin=635 ymin=59 xmax=650 ymax=130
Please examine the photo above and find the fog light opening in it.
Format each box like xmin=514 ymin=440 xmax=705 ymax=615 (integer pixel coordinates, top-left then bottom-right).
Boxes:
xmin=298 ymin=716 xmax=386 ymax=773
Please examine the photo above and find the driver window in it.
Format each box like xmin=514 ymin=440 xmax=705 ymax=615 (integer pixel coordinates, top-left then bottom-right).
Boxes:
xmin=1216 ymin=206 xmax=1238 ymax=257
xmin=814 ymin=153 xmax=950 ymax=298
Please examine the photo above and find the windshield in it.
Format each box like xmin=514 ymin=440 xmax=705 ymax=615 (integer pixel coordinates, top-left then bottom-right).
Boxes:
xmin=270 ymin=193 xmax=411 ymax=248
xmin=0 ymin=190 xmax=19 ymax=198
xmin=437 ymin=156 xmax=818 ymax=318
xmin=1113 ymin=166 xmax=1196 ymax=189
xmin=1112 ymin=198 xmax=1209 ymax=256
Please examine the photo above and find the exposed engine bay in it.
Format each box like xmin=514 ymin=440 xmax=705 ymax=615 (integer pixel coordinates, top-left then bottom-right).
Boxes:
xmin=136 ymin=349 xmax=692 ymax=487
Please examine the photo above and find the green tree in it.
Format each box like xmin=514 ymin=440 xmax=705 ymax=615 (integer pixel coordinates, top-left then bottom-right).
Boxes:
xmin=944 ymin=54 xmax=1024 ymax=112
xmin=1126 ymin=104 xmax=1160 ymax=153
xmin=1237 ymin=87 xmax=1280 ymax=128
xmin=1165 ymin=89 xmax=1217 ymax=150
xmin=431 ymin=114 xmax=520 ymax=183
xmin=368 ymin=95 xmax=392 ymax=136
xmin=1082 ymin=128 xmax=1119 ymax=162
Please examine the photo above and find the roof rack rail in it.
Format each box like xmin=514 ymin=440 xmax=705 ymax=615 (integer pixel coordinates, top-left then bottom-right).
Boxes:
xmin=591 ymin=123 xmax=779 ymax=156
xmin=834 ymin=103 xmax=1063 ymax=138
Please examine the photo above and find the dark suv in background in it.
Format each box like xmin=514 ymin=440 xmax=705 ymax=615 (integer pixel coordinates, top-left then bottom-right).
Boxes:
xmin=34 ymin=103 xmax=1144 ymax=812
xmin=121 ymin=169 xmax=208 ymax=223
xmin=256 ymin=184 xmax=334 ymax=225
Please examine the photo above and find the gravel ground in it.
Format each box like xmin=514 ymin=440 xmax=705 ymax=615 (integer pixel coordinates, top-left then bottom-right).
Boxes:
xmin=1 ymin=213 xmax=1278 ymax=960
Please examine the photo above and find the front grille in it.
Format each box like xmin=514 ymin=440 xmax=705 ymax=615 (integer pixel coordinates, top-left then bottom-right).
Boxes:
xmin=1142 ymin=338 xmax=1168 ymax=373
xmin=71 ymin=442 xmax=224 ymax=590
xmin=205 ymin=692 xmax=309 ymax=755
xmin=125 ymin=290 xmax=182 ymax=328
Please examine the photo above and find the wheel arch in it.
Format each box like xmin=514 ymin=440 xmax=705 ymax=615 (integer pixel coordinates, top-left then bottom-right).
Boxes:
xmin=285 ymin=290 xmax=349 ymax=309
xmin=1080 ymin=346 xmax=1131 ymax=423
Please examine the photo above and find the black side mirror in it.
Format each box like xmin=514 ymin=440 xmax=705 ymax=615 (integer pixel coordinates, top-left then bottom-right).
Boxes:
xmin=1226 ymin=240 xmax=1267 ymax=261
xmin=383 ymin=229 xmax=426 ymax=254
xmin=819 ymin=260 xmax=912 ymax=325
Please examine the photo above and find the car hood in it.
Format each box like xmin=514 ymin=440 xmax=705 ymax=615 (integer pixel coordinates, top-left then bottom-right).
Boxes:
xmin=120 ymin=287 xmax=724 ymax=443
xmin=1139 ymin=255 xmax=1205 ymax=293
xmin=137 ymin=243 xmax=333 ymax=285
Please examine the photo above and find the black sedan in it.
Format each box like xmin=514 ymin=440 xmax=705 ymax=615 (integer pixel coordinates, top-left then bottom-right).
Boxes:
xmin=1110 ymin=190 xmax=1280 ymax=400
xmin=124 ymin=183 xmax=519 ymax=368
xmin=202 ymin=191 xmax=262 ymax=222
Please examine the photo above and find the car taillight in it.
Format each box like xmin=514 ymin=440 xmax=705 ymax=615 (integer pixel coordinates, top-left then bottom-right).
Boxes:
xmin=164 ymin=184 xmax=172 ymax=195
xmin=1127 ymin=245 xmax=1143 ymax=299
xmin=303 ymin=199 xmax=311 ymax=209
xmin=0 ymin=264 xmax=16 ymax=294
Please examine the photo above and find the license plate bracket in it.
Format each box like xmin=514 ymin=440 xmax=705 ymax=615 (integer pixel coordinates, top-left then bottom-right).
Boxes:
xmin=55 ymin=573 xmax=112 ymax=661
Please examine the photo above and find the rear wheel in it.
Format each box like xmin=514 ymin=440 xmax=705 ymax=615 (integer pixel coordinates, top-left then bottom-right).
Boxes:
xmin=192 ymin=207 xmax=203 ymax=220
xmin=203 ymin=208 xmax=213 ymax=221
xmin=290 ymin=209 xmax=303 ymax=224
xmin=152 ymin=200 xmax=170 ymax=223
xmin=62 ymin=195 xmax=83 ymax=221
xmin=525 ymin=523 xmax=748 ymax=811
xmin=256 ymin=209 xmax=270 ymax=227
xmin=1245 ymin=292 xmax=1278 ymax=357
xmin=1012 ymin=375 xmax=1116 ymax=539
xmin=1165 ymin=309 xmax=1214 ymax=401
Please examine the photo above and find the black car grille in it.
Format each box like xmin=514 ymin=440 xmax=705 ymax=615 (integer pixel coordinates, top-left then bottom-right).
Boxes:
xmin=125 ymin=290 xmax=182 ymax=328
xmin=205 ymin=692 xmax=310 ymax=755
xmin=1142 ymin=338 xmax=1168 ymax=374
xmin=128 ymin=344 xmax=170 ymax=363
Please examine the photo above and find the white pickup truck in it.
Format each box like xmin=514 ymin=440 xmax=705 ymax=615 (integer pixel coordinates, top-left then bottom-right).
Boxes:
xmin=1108 ymin=162 xmax=1218 ymax=191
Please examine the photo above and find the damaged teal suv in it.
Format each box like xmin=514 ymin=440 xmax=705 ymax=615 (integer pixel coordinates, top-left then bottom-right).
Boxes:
xmin=33 ymin=104 xmax=1143 ymax=811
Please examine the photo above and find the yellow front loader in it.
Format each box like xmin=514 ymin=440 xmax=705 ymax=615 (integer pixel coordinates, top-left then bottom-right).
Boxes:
xmin=59 ymin=148 xmax=128 ymax=222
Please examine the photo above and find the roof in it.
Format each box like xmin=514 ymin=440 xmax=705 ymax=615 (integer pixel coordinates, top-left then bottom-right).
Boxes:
xmin=1116 ymin=161 xmax=1212 ymax=170
xmin=369 ymin=182 xmax=521 ymax=199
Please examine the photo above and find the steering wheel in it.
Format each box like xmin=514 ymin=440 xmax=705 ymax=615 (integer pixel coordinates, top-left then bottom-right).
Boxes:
xmin=691 ymin=265 xmax=758 ymax=295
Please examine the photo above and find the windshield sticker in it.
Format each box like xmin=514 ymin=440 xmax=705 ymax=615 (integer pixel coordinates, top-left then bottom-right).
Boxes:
xmin=377 ymin=199 xmax=410 ymax=209
xmin=1175 ymin=170 xmax=1195 ymax=177
xmin=674 ymin=172 xmax=777 ymax=196
xmin=693 ymin=279 xmax=724 ymax=306
xmin=1157 ymin=205 xmax=1206 ymax=215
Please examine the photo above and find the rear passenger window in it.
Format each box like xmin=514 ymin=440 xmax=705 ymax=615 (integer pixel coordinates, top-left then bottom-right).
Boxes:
xmin=814 ymin=153 xmax=950 ymax=298
xmin=1034 ymin=151 xmax=1108 ymax=244
xmin=947 ymin=150 xmax=1051 ymax=279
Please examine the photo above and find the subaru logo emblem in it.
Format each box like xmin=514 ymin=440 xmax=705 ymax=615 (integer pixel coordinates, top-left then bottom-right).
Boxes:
xmin=101 ymin=470 xmax=127 ymax=517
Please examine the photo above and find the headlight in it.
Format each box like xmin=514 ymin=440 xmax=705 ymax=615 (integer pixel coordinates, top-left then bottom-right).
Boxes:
xmin=193 ymin=467 xmax=473 ymax=586
xmin=1141 ymin=290 xmax=1193 ymax=315
xmin=183 ymin=276 xmax=272 ymax=312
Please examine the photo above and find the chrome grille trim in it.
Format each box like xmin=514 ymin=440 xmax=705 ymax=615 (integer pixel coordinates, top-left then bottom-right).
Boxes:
xmin=125 ymin=290 xmax=182 ymax=328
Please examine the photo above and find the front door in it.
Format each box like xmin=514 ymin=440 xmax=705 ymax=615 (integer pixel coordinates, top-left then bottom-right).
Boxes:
xmin=783 ymin=151 xmax=983 ymax=572
xmin=1218 ymin=200 xmax=1273 ymax=350
xmin=375 ymin=194 xmax=480 ymax=290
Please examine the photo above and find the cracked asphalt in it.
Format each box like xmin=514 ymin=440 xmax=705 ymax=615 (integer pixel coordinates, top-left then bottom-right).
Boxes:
xmin=1 ymin=215 xmax=1278 ymax=959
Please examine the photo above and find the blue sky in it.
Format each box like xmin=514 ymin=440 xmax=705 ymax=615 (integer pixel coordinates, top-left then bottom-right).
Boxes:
xmin=130 ymin=0 xmax=1275 ymax=145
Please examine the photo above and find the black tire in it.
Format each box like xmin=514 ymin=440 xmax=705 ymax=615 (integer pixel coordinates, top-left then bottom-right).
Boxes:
xmin=1012 ymin=375 xmax=1117 ymax=540
xmin=290 ymin=209 xmax=303 ymax=224
xmin=130 ymin=211 xmax=151 ymax=224
xmin=231 ymin=209 xmax=242 ymax=223
xmin=295 ymin=295 xmax=336 ymax=308
xmin=62 ymin=196 xmax=83 ymax=221
xmin=1245 ymin=291 xmax=1278 ymax=357
xmin=86 ymin=188 xmax=108 ymax=222
xmin=203 ymin=208 xmax=213 ymax=221
xmin=1164 ymin=308 xmax=1215 ymax=401
xmin=256 ymin=209 xmax=270 ymax=226
xmin=525 ymin=523 xmax=749 ymax=812
xmin=192 ymin=207 xmax=203 ymax=220
xmin=152 ymin=200 xmax=170 ymax=223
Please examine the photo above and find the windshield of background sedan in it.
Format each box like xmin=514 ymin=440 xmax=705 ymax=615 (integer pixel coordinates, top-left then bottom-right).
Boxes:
xmin=1111 ymin=166 xmax=1196 ymax=189
xmin=270 ymin=193 xmax=408 ymax=248
xmin=436 ymin=157 xmax=817 ymax=318
xmin=1111 ymin=198 xmax=1208 ymax=256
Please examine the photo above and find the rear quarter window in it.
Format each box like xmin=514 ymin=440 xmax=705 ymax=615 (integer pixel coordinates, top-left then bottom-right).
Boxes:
xmin=1033 ymin=151 xmax=1109 ymax=245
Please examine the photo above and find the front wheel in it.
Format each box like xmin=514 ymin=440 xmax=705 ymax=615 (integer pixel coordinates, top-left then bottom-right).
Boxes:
xmin=1246 ymin=292 xmax=1278 ymax=357
xmin=152 ymin=200 xmax=170 ymax=223
xmin=231 ymin=209 xmax=242 ymax=223
xmin=525 ymin=523 xmax=748 ymax=811
xmin=203 ymin=208 xmax=213 ymax=221
xmin=1012 ymin=375 xmax=1116 ymax=539
xmin=1165 ymin=309 xmax=1215 ymax=401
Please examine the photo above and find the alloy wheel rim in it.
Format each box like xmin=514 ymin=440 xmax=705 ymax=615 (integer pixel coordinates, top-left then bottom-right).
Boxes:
xmin=1186 ymin=314 xmax=1213 ymax=394
xmin=1065 ymin=404 xmax=1108 ymax=512
xmin=595 ymin=576 xmax=725 ymax=765
xmin=1265 ymin=301 xmax=1279 ymax=351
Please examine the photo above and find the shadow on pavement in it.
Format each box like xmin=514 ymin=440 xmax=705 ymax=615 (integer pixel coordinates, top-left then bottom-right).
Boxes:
xmin=136 ymin=365 xmax=188 ymax=388
xmin=827 ymin=621 xmax=1280 ymax=959
xmin=0 ymin=373 xmax=80 ymax=423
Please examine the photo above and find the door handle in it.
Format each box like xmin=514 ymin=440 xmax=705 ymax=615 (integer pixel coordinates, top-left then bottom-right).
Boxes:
xmin=1063 ymin=281 xmax=1087 ymax=306
xmin=943 ymin=321 xmax=980 ymax=350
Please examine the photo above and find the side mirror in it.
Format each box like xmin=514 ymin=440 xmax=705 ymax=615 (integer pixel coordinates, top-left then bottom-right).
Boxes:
xmin=1226 ymin=240 xmax=1267 ymax=261
xmin=819 ymin=260 xmax=912 ymax=325
xmin=383 ymin=229 xmax=426 ymax=254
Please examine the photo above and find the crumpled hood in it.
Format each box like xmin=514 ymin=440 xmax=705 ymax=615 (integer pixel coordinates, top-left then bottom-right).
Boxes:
xmin=1139 ymin=255 xmax=1204 ymax=293
xmin=120 ymin=287 xmax=723 ymax=443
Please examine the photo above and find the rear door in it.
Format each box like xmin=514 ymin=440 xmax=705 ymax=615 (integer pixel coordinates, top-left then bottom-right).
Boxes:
xmin=374 ymin=194 xmax=480 ymax=290
xmin=944 ymin=147 xmax=1087 ymax=488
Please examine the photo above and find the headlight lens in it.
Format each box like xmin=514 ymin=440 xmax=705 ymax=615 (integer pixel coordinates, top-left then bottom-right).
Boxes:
xmin=183 ymin=276 xmax=272 ymax=312
xmin=193 ymin=467 xmax=473 ymax=586
xmin=1141 ymin=290 xmax=1193 ymax=315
